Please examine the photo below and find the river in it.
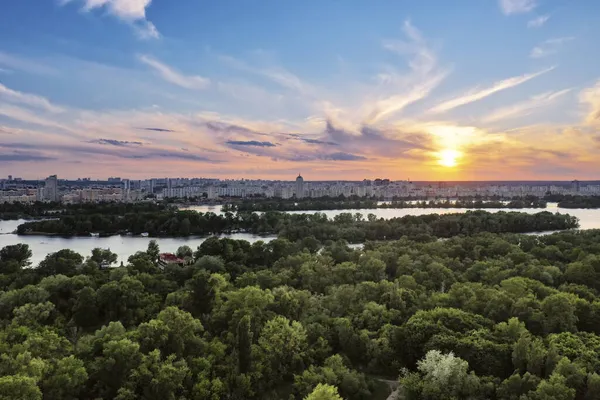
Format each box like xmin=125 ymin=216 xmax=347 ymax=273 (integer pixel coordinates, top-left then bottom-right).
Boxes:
xmin=1 ymin=203 xmax=599 ymax=266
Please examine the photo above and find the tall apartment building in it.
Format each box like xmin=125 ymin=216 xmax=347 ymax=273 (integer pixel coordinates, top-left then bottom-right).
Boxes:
xmin=295 ymin=174 xmax=305 ymax=199
xmin=44 ymin=175 xmax=58 ymax=202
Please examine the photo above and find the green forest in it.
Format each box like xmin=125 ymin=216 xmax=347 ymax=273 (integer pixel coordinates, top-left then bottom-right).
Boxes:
xmin=1 ymin=206 xmax=599 ymax=399
xmin=16 ymin=209 xmax=578 ymax=240
xmin=225 ymin=197 xmax=547 ymax=212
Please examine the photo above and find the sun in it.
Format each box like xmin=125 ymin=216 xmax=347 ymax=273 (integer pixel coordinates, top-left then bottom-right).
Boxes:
xmin=437 ymin=149 xmax=461 ymax=167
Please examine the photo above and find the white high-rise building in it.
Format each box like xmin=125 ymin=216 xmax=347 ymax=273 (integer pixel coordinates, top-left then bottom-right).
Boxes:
xmin=44 ymin=175 xmax=58 ymax=202
xmin=295 ymin=174 xmax=305 ymax=199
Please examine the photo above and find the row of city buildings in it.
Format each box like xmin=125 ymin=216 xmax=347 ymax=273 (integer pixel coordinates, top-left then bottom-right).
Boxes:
xmin=0 ymin=175 xmax=599 ymax=204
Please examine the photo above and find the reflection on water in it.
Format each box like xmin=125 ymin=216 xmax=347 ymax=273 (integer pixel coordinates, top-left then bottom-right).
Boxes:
xmin=1 ymin=204 xmax=599 ymax=266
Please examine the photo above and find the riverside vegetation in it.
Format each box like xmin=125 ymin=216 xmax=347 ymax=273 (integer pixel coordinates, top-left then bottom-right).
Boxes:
xmin=2 ymin=207 xmax=600 ymax=399
xmin=16 ymin=209 xmax=578 ymax=239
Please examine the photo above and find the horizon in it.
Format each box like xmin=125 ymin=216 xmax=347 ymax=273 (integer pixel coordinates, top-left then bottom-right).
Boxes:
xmin=1 ymin=0 xmax=600 ymax=179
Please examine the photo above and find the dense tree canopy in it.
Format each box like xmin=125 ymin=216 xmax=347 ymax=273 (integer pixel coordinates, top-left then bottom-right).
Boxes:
xmin=3 ymin=209 xmax=600 ymax=399
xmin=16 ymin=208 xmax=578 ymax=241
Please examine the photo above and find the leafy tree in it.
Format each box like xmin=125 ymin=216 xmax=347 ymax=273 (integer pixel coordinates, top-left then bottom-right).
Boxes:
xmin=0 ymin=375 xmax=42 ymax=400
xmin=541 ymin=293 xmax=579 ymax=334
xmin=147 ymin=240 xmax=160 ymax=264
xmin=304 ymin=383 xmax=343 ymax=400
xmin=90 ymin=248 xmax=118 ymax=266
xmin=257 ymin=316 xmax=308 ymax=385
xmin=401 ymin=350 xmax=484 ymax=400
xmin=531 ymin=373 xmax=575 ymax=400
xmin=0 ymin=244 xmax=32 ymax=273
xmin=237 ymin=315 xmax=253 ymax=373
xmin=37 ymin=250 xmax=83 ymax=276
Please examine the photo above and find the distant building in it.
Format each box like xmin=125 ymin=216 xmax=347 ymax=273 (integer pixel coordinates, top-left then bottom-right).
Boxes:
xmin=571 ymin=180 xmax=581 ymax=193
xmin=44 ymin=175 xmax=58 ymax=202
xmin=158 ymin=253 xmax=190 ymax=267
xmin=295 ymin=174 xmax=305 ymax=199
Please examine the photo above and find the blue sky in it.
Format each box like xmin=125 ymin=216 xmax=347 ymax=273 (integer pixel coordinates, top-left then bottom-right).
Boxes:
xmin=1 ymin=0 xmax=599 ymax=180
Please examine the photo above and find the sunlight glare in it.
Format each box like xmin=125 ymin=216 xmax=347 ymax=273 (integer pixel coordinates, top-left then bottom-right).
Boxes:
xmin=438 ymin=149 xmax=461 ymax=167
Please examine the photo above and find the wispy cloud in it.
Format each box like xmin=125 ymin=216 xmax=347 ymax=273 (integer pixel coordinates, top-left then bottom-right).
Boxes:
xmin=322 ymin=152 xmax=367 ymax=161
xmin=139 ymin=127 xmax=176 ymax=132
xmin=60 ymin=0 xmax=159 ymax=39
xmin=0 ymin=51 xmax=57 ymax=75
xmin=0 ymin=83 xmax=64 ymax=113
xmin=138 ymin=55 xmax=210 ymax=90
xmin=528 ymin=15 xmax=550 ymax=28
xmin=530 ymin=37 xmax=574 ymax=58
xmin=0 ymin=151 xmax=56 ymax=162
xmin=88 ymin=138 xmax=144 ymax=146
xmin=364 ymin=20 xmax=448 ymax=124
xmin=499 ymin=0 xmax=537 ymax=15
xmin=226 ymin=140 xmax=276 ymax=147
xmin=482 ymin=88 xmax=572 ymax=123
xmin=430 ymin=67 xmax=554 ymax=113
xmin=580 ymin=80 xmax=600 ymax=125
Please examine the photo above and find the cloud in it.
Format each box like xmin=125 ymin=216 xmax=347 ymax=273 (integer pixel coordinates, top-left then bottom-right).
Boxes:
xmin=580 ymin=80 xmax=600 ymax=125
xmin=365 ymin=20 xmax=448 ymax=123
xmin=205 ymin=121 xmax=259 ymax=136
xmin=0 ymin=83 xmax=64 ymax=113
xmin=123 ymin=151 xmax=217 ymax=162
xmin=530 ymin=37 xmax=574 ymax=58
xmin=301 ymin=138 xmax=338 ymax=146
xmin=0 ymin=152 xmax=56 ymax=162
xmin=482 ymin=88 xmax=572 ymax=123
xmin=0 ymin=51 xmax=57 ymax=75
xmin=139 ymin=127 xmax=176 ymax=132
xmin=88 ymin=138 xmax=144 ymax=146
xmin=61 ymin=0 xmax=159 ymax=39
xmin=138 ymin=55 xmax=210 ymax=90
xmin=499 ymin=0 xmax=537 ymax=15
xmin=134 ymin=21 xmax=159 ymax=40
xmin=322 ymin=152 xmax=367 ymax=161
xmin=218 ymin=54 xmax=312 ymax=95
xmin=226 ymin=140 xmax=276 ymax=147
xmin=430 ymin=67 xmax=555 ymax=113
xmin=528 ymin=15 xmax=550 ymax=28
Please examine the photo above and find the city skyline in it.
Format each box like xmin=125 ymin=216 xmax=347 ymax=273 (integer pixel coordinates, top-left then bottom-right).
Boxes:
xmin=1 ymin=1 xmax=600 ymax=180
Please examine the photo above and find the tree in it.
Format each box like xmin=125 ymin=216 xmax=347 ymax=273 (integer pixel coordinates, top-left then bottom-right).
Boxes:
xmin=37 ymin=250 xmax=83 ymax=276
xmin=116 ymin=350 xmax=190 ymax=400
xmin=71 ymin=287 xmax=100 ymax=330
xmin=294 ymin=355 xmax=372 ymax=399
xmin=90 ymin=248 xmax=118 ymax=266
xmin=0 ymin=375 xmax=42 ymax=400
xmin=532 ymin=373 xmax=575 ymax=400
xmin=496 ymin=373 xmax=540 ymax=400
xmin=401 ymin=350 xmax=484 ymax=400
xmin=237 ymin=315 xmax=253 ymax=374
xmin=0 ymin=244 xmax=32 ymax=272
xmin=136 ymin=307 xmax=204 ymax=358
xmin=41 ymin=356 xmax=88 ymax=400
xmin=304 ymin=384 xmax=343 ymax=400
xmin=541 ymin=293 xmax=578 ymax=334
xmin=585 ymin=373 xmax=600 ymax=400
xmin=176 ymin=245 xmax=193 ymax=259
xmin=257 ymin=316 xmax=308 ymax=384
xmin=147 ymin=240 xmax=160 ymax=264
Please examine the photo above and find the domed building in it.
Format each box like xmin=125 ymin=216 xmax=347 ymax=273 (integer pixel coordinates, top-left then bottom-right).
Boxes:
xmin=295 ymin=173 xmax=305 ymax=199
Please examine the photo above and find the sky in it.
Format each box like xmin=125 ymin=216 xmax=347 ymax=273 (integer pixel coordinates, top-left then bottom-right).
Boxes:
xmin=0 ymin=0 xmax=599 ymax=181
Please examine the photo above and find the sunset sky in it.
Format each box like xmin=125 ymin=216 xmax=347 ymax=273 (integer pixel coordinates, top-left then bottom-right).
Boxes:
xmin=1 ymin=0 xmax=599 ymax=180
